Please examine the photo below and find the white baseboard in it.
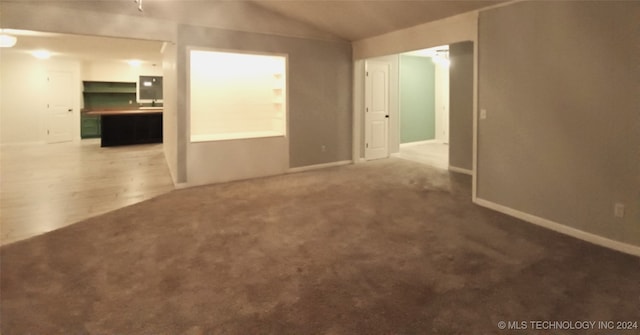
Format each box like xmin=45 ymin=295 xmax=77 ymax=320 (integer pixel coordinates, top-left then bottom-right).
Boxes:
xmin=399 ymin=139 xmax=443 ymax=148
xmin=287 ymin=160 xmax=352 ymax=173
xmin=174 ymin=182 xmax=190 ymax=189
xmin=474 ymin=198 xmax=640 ymax=257
xmin=448 ymin=166 xmax=473 ymax=175
xmin=1 ymin=141 xmax=46 ymax=147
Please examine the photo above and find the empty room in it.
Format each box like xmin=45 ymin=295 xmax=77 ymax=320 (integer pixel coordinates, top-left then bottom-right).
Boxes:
xmin=1 ymin=1 xmax=638 ymax=334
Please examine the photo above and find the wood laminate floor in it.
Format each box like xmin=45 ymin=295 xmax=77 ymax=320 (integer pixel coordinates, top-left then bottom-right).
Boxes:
xmin=0 ymin=140 xmax=174 ymax=245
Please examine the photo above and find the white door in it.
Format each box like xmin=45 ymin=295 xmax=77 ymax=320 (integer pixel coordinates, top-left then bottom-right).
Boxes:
xmin=46 ymin=71 xmax=74 ymax=143
xmin=365 ymin=61 xmax=390 ymax=160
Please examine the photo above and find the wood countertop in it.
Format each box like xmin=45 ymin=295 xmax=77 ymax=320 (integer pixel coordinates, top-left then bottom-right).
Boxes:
xmin=83 ymin=108 xmax=163 ymax=116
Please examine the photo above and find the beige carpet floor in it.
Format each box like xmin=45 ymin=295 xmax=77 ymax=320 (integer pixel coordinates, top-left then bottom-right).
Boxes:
xmin=1 ymin=158 xmax=638 ymax=334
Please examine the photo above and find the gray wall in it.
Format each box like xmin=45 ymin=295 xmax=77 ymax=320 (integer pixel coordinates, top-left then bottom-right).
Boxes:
xmin=399 ymin=55 xmax=436 ymax=143
xmin=176 ymin=25 xmax=353 ymax=170
xmin=449 ymin=41 xmax=474 ymax=171
xmin=478 ymin=1 xmax=640 ymax=246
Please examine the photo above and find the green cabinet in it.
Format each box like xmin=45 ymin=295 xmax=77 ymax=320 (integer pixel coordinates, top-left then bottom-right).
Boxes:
xmin=81 ymin=81 xmax=137 ymax=139
xmin=82 ymin=81 xmax=137 ymax=110
xmin=81 ymin=114 xmax=101 ymax=139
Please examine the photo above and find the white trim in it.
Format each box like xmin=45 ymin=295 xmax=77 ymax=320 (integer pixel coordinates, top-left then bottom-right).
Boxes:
xmin=1 ymin=141 xmax=47 ymax=147
xmin=399 ymin=139 xmax=445 ymax=148
xmin=474 ymin=198 xmax=640 ymax=258
xmin=174 ymin=182 xmax=190 ymax=189
xmin=287 ymin=160 xmax=352 ymax=173
xmin=352 ymin=59 xmax=365 ymax=163
xmin=448 ymin=166 xmax=472 ymax=175
xmin=472 ymin=21 xmax=479 ymax=203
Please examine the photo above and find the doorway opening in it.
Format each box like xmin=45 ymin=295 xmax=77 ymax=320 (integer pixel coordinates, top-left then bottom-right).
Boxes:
xmin=395 ymin=45 xmax=449 ymax=169
xmin=0 ymin=29 xmax=174 ymax=244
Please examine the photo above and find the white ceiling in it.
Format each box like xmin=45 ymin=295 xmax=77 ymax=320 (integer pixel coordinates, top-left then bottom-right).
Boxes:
xmin=1 ymin=29 xmax=164 ymax=63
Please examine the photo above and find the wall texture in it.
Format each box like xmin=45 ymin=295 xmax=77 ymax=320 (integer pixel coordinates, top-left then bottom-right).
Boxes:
xmin=478 ymin=1 xmax=640 ymax=246
xmin=399 ymin=55 xmax=435 ymax=143
xmin=449 ymin=41 xmax=474 ymax=171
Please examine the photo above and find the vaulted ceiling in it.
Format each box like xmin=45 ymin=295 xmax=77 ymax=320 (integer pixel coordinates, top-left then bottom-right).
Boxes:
xmin=7 ymin=0 xmax=506 ymax=42
xmin=251 ymin=0 xmax=504 ymax=41
xmin=2 ymin=0 xmax=507 ymax=62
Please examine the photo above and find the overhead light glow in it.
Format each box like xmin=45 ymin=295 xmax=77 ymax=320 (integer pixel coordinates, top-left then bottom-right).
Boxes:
xmin=0 ymin=34 xmax=17 ymax=48
xmin=32 ymin=50 xmax=51 ymax=59
xmin=432 ymin=55 xmax=450 ymax=68
xmin=128 ymin=59 xmax=142 ymax=67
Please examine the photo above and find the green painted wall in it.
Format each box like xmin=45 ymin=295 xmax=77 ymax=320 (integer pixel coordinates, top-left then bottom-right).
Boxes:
xmin=399 ymin=55 xmax=436 ymax=144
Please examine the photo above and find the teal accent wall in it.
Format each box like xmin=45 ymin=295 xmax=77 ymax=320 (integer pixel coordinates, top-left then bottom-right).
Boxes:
xmin=399 ymin=55 xmax=435 ymax=144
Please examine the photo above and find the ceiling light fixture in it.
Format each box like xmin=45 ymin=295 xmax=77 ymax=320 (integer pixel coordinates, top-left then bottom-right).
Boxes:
xmin=0 ymin=34 xmax=17 ymax=48
xmin=128 ymin=59 xmax=142 ymax=67
xmin=32 ymin=50 xmax=51 ymax=59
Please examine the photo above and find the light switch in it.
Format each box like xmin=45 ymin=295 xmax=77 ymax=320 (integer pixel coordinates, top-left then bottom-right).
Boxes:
xmin=614 ymin=203 xmax=625 ymax=218
xmin=480 ymin=109 xmax=487 ymax=120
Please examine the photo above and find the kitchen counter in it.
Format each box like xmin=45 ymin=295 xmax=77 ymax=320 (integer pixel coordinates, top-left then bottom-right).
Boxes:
xmin=84 ymin=109 xmax=163 ymax=147
xmin=84 ymin=108 xmax=163 ymax=116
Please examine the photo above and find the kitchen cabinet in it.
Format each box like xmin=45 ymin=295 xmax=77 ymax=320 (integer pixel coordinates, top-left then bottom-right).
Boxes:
xmin=80 ymin=114 xmax=101 ymax=139
xmin=81 ymin=81 xmax=136 ymax=139
xmin=86 ymin=109 xmax=163 ymax=147
xmin=81 ymin=81 xmax=162 ymax=146
xmin=82 ymin=81 xmax=137 ymax=109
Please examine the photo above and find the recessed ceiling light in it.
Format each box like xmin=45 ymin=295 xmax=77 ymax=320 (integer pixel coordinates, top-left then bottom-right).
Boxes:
xmin=128 ymin=60 xmax=142 ymax=67
xmin=0 ymin=34 xmax=17 ymax=48
xmin=32 ymin=50 xmax=51 ymax=59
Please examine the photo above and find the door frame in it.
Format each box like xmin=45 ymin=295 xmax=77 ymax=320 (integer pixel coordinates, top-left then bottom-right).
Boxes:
xmin=352 ymin=42 xmax=477 ymax=200
xmin=434 ymin=59 xmax=450 ymax=144
xmin=352 ymin=54 xmax=400 ymax=163
xmin=364 ymin=60 xmax=390 ymax=160
xmin=46 ymin=70 xmax=76 ymax=143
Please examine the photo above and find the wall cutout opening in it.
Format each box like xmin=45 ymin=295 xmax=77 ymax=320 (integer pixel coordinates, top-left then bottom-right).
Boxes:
xmin=189 ymin=49 xmax=287 ymax=142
